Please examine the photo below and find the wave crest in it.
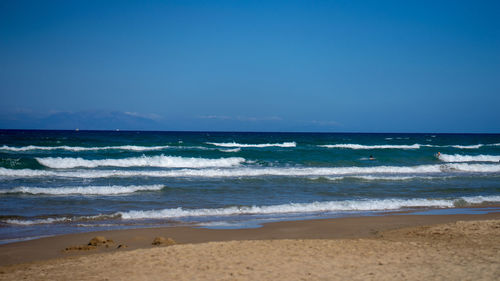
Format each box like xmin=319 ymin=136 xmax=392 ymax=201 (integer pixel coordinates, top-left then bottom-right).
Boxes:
xmin=207 ymin=142 xmax=296 ymax=148
xmin=3 ymin=214 xmax=121 ymax=225
xmin=451 ymin=144 xmax=483 ymax=149
xmin=319 ymin=144 xmax=421 ymax=149
xmin=4 ymin=196 xmax=499 ymax=225
xmin=3 ymin=163 xmax=500 ymax=179
xmin=439 ymin=154 xmax=500 ymax=163
xmin=0 ymin=185 xmax=164 ymax=195
xmin=0 ymin=145 xmax=170 ymax=152
xmin=35 ymin=155 xmax=246 ymax=169
xmin=118 ymin=196 xmax=500 ymax=219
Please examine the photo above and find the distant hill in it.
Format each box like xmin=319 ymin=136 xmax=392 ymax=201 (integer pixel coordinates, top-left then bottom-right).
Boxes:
xmin=0 ymin=110 xmax=162 ymax=131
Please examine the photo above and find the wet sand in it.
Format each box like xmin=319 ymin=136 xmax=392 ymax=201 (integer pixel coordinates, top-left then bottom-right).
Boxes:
xmin=0 ymin=213 xmax=499 ymax=280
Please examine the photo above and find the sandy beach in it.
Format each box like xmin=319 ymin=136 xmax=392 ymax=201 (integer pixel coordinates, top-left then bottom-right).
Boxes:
xmin=0 ymin=212 xmax=499 ymax=280
xmin=2 ymin=0 xmax=499 ymax=279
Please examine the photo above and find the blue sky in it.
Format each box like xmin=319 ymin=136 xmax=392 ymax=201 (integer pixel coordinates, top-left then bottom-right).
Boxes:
xmin=1 ymin=0 xmax=499 ymax=132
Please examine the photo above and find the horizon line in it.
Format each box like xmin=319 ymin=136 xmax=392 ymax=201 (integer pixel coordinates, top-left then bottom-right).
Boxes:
xmin=1 ymin=128 xmax=499 ymax=135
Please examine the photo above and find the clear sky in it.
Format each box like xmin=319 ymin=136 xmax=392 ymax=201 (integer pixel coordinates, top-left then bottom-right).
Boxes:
xmin=1 ymin=0 xmax=499 ymax=132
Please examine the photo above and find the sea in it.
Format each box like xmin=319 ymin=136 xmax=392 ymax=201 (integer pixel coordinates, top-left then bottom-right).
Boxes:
xmin=1 ymin=130 xmax=499 ymax=244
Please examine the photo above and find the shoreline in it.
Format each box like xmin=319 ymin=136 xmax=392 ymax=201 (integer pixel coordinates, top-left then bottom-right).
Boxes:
xmin=1 ymin=210 xmax=499 ymax=267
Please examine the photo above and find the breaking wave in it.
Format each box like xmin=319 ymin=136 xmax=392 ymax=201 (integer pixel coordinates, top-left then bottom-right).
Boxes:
xmin=35 ymin=155 xmax=246 ymax=169
xmin=0 ymin=185 xmax=164 ymax=195
xmin=0 ymin=145 xmax=170 ymax=152
xmin=3 ymin=214 xmax=120 ymax=225
xmin=336 ymin=175 xmax=429 ymax=181
xmin=207 ymin=142 xmax=296 ymax=148
xmin=319 ymin=143 xmax=500 ymax=150
xmin=118 ymin=196 xmax=500 ymax=219
xmin=319 ymin=144 xmax=421 ymax=149
xmin=2 ymin=163 xmax=500 ymax=179
xmin=219 ymin=148 xmax=241 ymax=153
xmin=439 ymin=154 xmax=500 ymax=163
xmin=451 ymin=144 xmax=483 ymax=149
xmin=4 ymin=217 xmax=73 ymax=225
xmin=310 ymin=175 xmax=446 ymax=182
xmin=4 ymin=195 xmax=500 ymax=225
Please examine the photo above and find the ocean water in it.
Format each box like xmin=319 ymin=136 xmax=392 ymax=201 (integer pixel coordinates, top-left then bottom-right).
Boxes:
xmin=1 ymin=130 xmax=499 ymax=243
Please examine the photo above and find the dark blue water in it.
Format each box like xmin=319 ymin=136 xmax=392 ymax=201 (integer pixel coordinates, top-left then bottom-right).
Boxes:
xmin=1 ymin=130 xmax=499 ymax=243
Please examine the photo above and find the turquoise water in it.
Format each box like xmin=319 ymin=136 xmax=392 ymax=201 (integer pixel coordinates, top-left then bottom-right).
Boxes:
xmin=0 ymin=130 xmax=499 ymax=242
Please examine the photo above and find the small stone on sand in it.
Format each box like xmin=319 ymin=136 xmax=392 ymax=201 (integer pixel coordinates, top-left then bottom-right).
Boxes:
xmin=152 ymin=237 xmax=176 ymax=246
xmin=88 ymin=236 xmax=114 ymax=246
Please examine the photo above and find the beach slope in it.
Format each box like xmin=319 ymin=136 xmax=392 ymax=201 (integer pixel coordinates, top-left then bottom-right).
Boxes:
xmin=0 ymin=216 xmax=499 ymax=280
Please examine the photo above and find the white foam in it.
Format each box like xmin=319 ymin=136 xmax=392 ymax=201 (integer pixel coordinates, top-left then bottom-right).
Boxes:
xmin=0 ymin=165 xmax=436 ymax=178
xmin=0 ymin=145 xmax=170 ymax=152
xmin=5 ymin=217 xmax=72 ymax=225
xmin=451 ymin=144 xmax=484 ymax=149
xmin=439 ymin=154 xmax=500 ymax=163
xmin=3 ymin=213 xmax=120 ymax=225
xmin=0 ymin=164 xmax=481 ymax=178
xmin=118 ymin=196 xmax=500 ymax=220
xmin=177 ymin=146 xmax=214 ymax=151
xmin=220 ymin=148 xmax=241 ymax=153
xmin=348 ymin=175 xmax=422 ymax=181
xmin=3 ymin=163 xmax=499 ymax=180
xmin=459 ymin=195 xmax=500 ymax=204
xmin=35 ymin=155 xmax=246 ymax=169
xmin=0 ymin=185 xmax=164 ymax=195
xmin=0 ymin=168 xmax=54 ymax=177
xmin=315 ymin=175 xmax=449 ymax=181
xmin=5 ymin=196 xmax=499 ymax=225
xmin=207 ymin=142 xmax=296 ymax=148
xmin=309 ymin=176 xmax=345 ymax=181
xmin=311 ymin=176 xmax=420 ymax=181
xmin=319 ymin=144 xmax=421 ymax=149
xmin=422 ymin=143 xmax=498 ymax=149
xmin=445 ymin=163 xmax=500 ymax=173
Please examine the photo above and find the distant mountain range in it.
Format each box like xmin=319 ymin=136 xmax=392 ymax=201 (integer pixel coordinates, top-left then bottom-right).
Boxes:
xmin=0 ymin=110 xmax=162 ymax=131
xmin=0 ymin=110 xmax=343 ymax=132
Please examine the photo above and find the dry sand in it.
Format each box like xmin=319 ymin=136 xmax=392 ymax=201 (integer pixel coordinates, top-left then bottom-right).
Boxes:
xmin=0 ymin=213 xmax=499 ymax=280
